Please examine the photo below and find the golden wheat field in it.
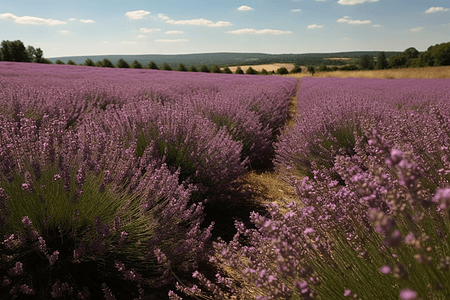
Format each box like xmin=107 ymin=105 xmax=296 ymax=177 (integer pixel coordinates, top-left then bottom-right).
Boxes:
xmin=288 ymin=65 xmax=450 ymax=79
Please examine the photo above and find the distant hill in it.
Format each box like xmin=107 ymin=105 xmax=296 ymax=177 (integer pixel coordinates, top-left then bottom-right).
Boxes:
xmin=48 ymin=51 xmax=401 ymax=68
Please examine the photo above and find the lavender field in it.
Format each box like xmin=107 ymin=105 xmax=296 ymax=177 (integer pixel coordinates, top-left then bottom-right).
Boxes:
xmin=1 ymin=62 xmax=450 ymax=300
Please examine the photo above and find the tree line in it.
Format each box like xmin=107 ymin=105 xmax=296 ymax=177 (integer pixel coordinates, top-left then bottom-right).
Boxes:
xmin=0 ymin=40 xmax=51 ymax=64
xmin=54 ymin=57 xmax=302 ymax=75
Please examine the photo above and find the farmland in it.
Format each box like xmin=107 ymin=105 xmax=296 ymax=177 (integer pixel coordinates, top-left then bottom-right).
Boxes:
xmin=1 ymin=61 xmax=450 ymax=299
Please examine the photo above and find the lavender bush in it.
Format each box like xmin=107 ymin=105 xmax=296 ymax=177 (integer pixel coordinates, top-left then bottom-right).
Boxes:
xmin=170 ymin=77 xmax=450 ymax=300
xmin=0 ymin=112 xmax=212 ymax=299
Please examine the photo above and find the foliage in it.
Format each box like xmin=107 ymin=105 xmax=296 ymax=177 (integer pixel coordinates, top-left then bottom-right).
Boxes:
xmin=234 ymin=66 xmax=244 ymax=74
xmin=177 ymin=63 xmax=187 ymax=72
xmin=376 ymin=51 xmax=389 ymax=70
xmin=210 ymin=64 xmax=221 ymax=73
xmin=290 ymin=65 xmax=302 ymax=74
xmin=161 ymin=62 xmax=173 ymax=71
xmin=55 ymin=59 xmax=65 ymax=65
xmin=131 ymin=60 xmax=142 ymax=69
xmin=147 ymin=61 xmax=159 ymax=70
xmin=199 ymin=65 xmax=210 ymax=73
xmin=419 ymin=42 xmax=450 ymax=67
xmin=188 ymin=65 xmax=197 ymax=72
xmin=84 ymin=58 xmax=95 ymax=67
xmin=340 ymin=64 xmax=360 ymax=71
xmin=116 ymin=58 xmax=130 ymax=68
xmin=222 ymin=67 xmax=232 ymax=74
xmin=101 ymin=58 xmax=115 ymax=68
xmin=245 ymin=66 xmax=257 ymax=75
xmin=260 ymin=68 xmax=269 ymax=75
xmin=276 ymin=67 xmax=289 ymax=75
xmin=359 ymin=54 xmax=375 ymax=70
xmin=0 ymin=40 xmax=31 ymax=62
xmin=95 ymin=61 xmax=103 ymax=67
xmin=67 ymin=60 xmax=76 ymax=65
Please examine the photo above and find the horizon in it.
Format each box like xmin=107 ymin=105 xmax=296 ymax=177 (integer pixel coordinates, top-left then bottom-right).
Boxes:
xmin=1 ymin=0 xmax=449 ymax=58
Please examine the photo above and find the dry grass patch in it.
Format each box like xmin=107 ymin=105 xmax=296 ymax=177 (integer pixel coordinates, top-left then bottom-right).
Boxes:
xmin=287 ymin=65 xmax=450 ymax=79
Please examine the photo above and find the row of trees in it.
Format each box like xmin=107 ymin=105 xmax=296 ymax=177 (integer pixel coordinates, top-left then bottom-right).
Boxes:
xmin=356 ymin=42 xmax=450 ymax=71
xmin=56 ymin=57 xmax=303 ymax=75
xmin=0 ymin=40 xmax=49 ymax=63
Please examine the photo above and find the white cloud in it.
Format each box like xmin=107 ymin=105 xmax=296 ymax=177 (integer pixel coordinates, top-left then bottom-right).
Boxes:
xmin=0 ymin=13 xmax=66 ymax=25
xmin=373 ymin=24 xmax=380 ymax=27
xmin=348 ymin=19 xmax=371 ymax=25
xmin=165 ymin=30 xmax=184 ymax=35
xmin=122 ymin=41 xmax=138 ymax=45
xmin=139 ymin=27 xmax=161 ymax=33
xmin=157 ymin=13 xmax=232 ymax=27
xmin=338 ymin=0 xmax=378 ymax=5
xmin=227 ymin=28 xmax=292 ymax=34
xmin=425 ymin=7 xmax=450 ymax=14
xmin=58 ymin=30 xmax=69 ymax=34
xmin=125 ymin=10 xmax=151 ymax=20
xmin=411 ymin=27 xmax=424 ymax=33
xmin=237 ymin=5 xmax=254 ymax=11
xmin=137 ymin=34 xmax=147 ymax=39
xmin=307 ymin=24 xmax=323 ymax=29
xmin=69 ymin=18 xmax=77 ymax=21
xmin=291 ymin=9 xmax=302 ymax=12
xmin=337 ymin=16 xmax=371 ymax=25
xmin=154 ymin=39 xmax=188 ymax=42
xmin=337 ymin=16 xmax=351 ymax=22
xmin=80 ymin=19 xmax=95 ymax=23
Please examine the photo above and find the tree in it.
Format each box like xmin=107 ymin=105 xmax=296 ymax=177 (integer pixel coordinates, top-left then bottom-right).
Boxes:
xmin=359 ymin=54 xmax=375 ymax=70
xmin=317 ymin=65 xmax=331 ymax=72
xmin=245 ymin=67 xmax=258 ymax=75
xmin=260 ymin=68 xmax=269 ymax=75
xmin=234 ymin=67 xmax=244 ymax=74
xmin=375 ymin=52 xmax=388 ymax=70
xmin=26 ymin=46 xmax=36 ymax=62
xmin=276 ymin=67 xmax=289 ymax=75
xmin=102 ymin=58 xmax=115 ymax=68
xmin=95 ymin=61 xmax=103 ymax=67
xmin=290 ymin=65 xmax=302 ymax=74
xmin=189 ymin=65 xmax=198 ymax=72
xmin=419 ymin=42 xmax=450 ymax=66
xmin=42 ymin=58 xmax=53 ymax=64
xmin=307 ymin=66 xmax=315 ymax=75
xmin=200 ymin=65 xmax=210 ymax=73
xmin=147 ymin=61 xmax=159 ymax=70
xmin=117 ymin=58 xmax=130 ymax=68
xmin=177 ymin=63 xmax=188 ymax=71
xmin=223 ymin=67 xmax=232 ymax=74
xmin=0 ymin=40 xmax=29 ymax=62
xmin=84 ymin=58 xmax=95 ymax=66
xmin=161 ymin=62 xmax=172 ymax=70
xmin=55 ymin=59 xmax=65 ymax=65
xmin=131 ymin=60 xmax=142 ymax=69
xmin=210 ymin=64 xmax=222 ymax=73
xmin=67 ymin=60 xmax=76 ymax=65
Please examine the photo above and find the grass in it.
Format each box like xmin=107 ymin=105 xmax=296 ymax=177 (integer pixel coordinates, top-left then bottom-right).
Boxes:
xmin=287 ymin=65 xmax=450 ymax=79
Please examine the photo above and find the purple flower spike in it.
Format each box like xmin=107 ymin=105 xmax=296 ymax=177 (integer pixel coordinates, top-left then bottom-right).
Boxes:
xmin=400 ymin=288 xmax=418 ymax=300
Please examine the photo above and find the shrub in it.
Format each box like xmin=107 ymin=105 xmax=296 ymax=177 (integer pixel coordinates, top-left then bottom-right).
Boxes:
xmin=84 ymin=59 xmax=95 ymax=67
xmin=117 ymin=59 xmax=130 ymax=68
xmin=223 ymin=67 xmax=232 ymax=74
xmin=101 ymin=59 xmax=115 ymax=68
xmin=55 ymin=60 xmax=64 ymax=65
xmin=147 ymin=61 xmax=159 ymax=70
xmin=131 ymin=60 xmax=142 ymax=69
xmin=290 ymin=65 xmax=302 ymax=74
xmin=67 ymin=60 xmax=76 ymax=65
xmin=234 ymin=67 xmax=244 ymax=74
xmin=161 ymin=63 xmax=172 ymax=71
xmin=199 ymin=65 xmax=210 ymax=73
xmin=276 ymin=67 xmax=289 ymax=75
xmin=177 ymin=63 xmax=187 ymax=72
xmin=245 ymin=67 xmax=258 ymax=75
xmin=188 ymin=65 xmax=198 ymax=72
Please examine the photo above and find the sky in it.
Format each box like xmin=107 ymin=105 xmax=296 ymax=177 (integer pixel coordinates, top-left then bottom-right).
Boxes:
xmin=0 ymin=0 xmax=449 ymax=58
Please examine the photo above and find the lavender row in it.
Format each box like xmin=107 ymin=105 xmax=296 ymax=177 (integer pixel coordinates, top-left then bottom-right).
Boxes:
xmin=0 ymin=61 xmax=296 ymax=167
xmin=169 ymin=77 xmax=450 ymax=299
xmin=0 ymin=62 xmax=296 ymax=298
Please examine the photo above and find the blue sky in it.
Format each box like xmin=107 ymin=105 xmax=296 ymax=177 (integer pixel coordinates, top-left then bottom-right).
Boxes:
xmin=1 ymin=0 xmax=449 ymax=58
